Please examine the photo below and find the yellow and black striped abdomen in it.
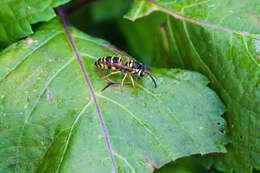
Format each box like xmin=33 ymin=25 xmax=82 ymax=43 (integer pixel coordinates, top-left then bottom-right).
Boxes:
xmin=95 ymin=56 xmax=123 ymax=70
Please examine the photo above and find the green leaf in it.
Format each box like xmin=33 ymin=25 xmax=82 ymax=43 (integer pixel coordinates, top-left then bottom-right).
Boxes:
xmin=118 ymin=12 xmax=170 ymax=66
xmin=155 ymin=156 xmax=214 ymax=173
xmin=124 ymin=0 xmax=259 ymax=34
xmin=119 ymin=12 xmax=187 ymax=69
xmin=89 ymin=0 xmax=132 ymax=23
xmin=67 ymin=0 xmax=132 ymax=54
xmin=0 ymin=19 xmax=226 ymax=172
xmin=124 ymin=0 xmax=260 ymax=172
xmin=0 ymin=0 xmax=70 ymax=47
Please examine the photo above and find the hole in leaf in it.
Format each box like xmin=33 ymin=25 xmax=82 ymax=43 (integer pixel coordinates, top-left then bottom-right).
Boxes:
xmin=220 ymin=129 xmax=224 ymax=134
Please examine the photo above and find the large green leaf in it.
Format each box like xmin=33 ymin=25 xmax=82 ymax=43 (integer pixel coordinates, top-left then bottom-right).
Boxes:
xmin=0 ymin=19 xmax=226 ymax=172
xmin=124 ymin=0 xmax=260 ymax=172
xmin=125 ymin=0 xmax=259 ymax=34
xmin=0 ymin=0 xmax=70 ymax=47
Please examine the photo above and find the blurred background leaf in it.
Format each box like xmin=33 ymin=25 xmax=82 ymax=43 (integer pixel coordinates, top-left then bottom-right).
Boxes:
xmin=118 ymin=12 xmax=169 ymax=66
xmin=67 ymin=0 xmax=132 ymax=53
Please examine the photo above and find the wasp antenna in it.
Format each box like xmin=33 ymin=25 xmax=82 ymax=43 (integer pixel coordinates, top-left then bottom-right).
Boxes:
xmin=146 ymin=72 xmax=157 ymax=88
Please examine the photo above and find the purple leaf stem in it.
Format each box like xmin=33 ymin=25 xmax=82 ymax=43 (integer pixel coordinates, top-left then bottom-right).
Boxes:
xmin=55 ymin=7 xmax=118 ymax=173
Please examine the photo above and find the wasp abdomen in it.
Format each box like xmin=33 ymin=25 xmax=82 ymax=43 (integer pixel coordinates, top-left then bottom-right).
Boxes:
xmin=95 ymin=56 xmax=123 ymax=70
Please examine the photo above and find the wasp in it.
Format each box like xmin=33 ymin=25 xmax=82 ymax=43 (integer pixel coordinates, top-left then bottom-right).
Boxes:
xmin=94 ymin=55 xmax=157 ymax=91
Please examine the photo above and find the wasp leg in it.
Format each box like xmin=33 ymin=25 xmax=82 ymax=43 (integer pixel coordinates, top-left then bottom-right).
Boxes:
xmin=129 ymin=74 xmax=136 ymax=90
xmin=100 ymin=82 xmax=115 ymax=93
xmin=120 ymin=72 xmax=128 ymax=92
xmin=99 ymin=71 xmax=121 ymax=80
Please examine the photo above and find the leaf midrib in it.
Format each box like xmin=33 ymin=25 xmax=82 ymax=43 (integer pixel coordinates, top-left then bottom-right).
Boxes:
xmin=145 ymin=0 xmax=259 ymax=37
xmin=12 ymin=29 xmax=112 ymax=171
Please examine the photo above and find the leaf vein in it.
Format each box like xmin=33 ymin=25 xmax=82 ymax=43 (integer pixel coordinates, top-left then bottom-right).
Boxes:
xmin=96 ymin=94 xmax=173 ymax=161
xmin=182 ymin=0 xmax=210 ymax=9
xmin=146 ymin=0 xmax=259 ymax=37
xmin=182 ymin=21 xmax=259 ymax=164
xmin=134 ymin=1 xmax=145 ymax=19
xmin=243 ymin=35 xmax=260 ymax=68
xmin=182 ymin=21 xmax=260 ymax=115
xmin=55 ymin=100 xmax=93 ymax=173
xmin=0 ymin=31 xmax=63 ymax=82
xmin=113 ymin=151 xmax=136 ymax=173
xmin=136 ymin=84 xmax=202 ymax=153
xmin=15 ymin=57 xmax=74 ymax=172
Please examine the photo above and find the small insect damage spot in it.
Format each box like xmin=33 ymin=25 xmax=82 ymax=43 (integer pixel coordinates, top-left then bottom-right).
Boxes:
xmin=23 ymin=37 xmax=37 ymax=45
xmin=47 ymin=88 xmax=53 ymax=103
xmin=143 ymin=157 xmax=156 ymax=170
xmin=22 ymin=37 xmax=38 ymax=48
xmin=18 ymin=67 xmax=45 ymax=90
xmin=216 ymin=120 xmax=225 ymax=134
xmin=219 ymin=129 xmax=225 ymax=134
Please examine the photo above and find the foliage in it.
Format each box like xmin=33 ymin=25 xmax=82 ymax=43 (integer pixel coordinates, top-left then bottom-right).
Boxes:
xmin=0 ymin=0 xmax=70 ymax=47
xmin=0 ymin=19 xmax=226 ymax=172
xmin=124 ymin=0 xmax=260 ymax=172
xmin=0 ymin=0 xmax=258 ymax=172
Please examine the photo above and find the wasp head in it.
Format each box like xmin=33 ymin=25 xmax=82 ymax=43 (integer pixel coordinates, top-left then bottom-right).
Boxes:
xmin=138 ymin=65 xmax=149 ymax=77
